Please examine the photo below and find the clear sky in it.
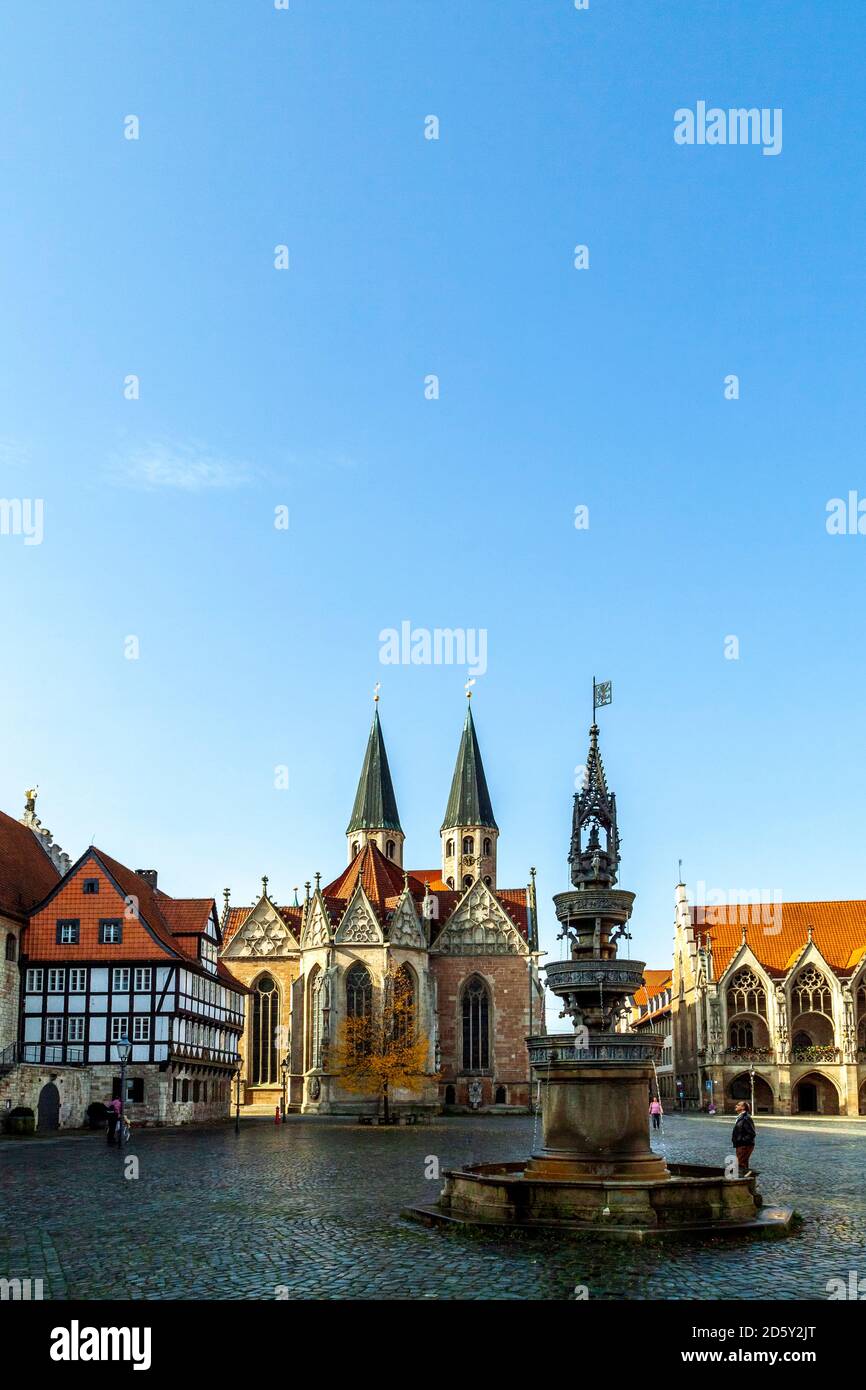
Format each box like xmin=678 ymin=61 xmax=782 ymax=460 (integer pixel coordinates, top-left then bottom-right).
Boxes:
xmin=2 ymin=1 xmax=865 ymax=994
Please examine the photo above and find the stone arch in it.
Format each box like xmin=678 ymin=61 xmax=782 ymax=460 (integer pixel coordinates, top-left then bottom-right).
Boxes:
xmin=790 ymin=964 xmax=835 ymax=1049
xmin=726 ymin=1071 xmax=774 ymax=1114
xmin=793 ymin=1070 xmax=840 ymax=1116
xmin=37 ymin=1081 xmax=60 ymax=1131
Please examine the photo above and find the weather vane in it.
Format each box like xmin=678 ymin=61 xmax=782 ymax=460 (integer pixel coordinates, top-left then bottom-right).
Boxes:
xmin=465 ymin=676 xmax=476 ymax=699
xmin=373 ymin=680 xmax=381 ymax=704
xmin=592 ymin=676 xmax=612 ymax=723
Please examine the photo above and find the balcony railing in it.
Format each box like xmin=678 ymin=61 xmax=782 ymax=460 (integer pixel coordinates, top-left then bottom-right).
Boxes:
xmin=0 ymin=1043 xmax=85 ymax=1070
xmin=791 ymin=1045 xmax=839 ymax=1063
xmin=724 ymin=1047 xmax=773 ymax=1063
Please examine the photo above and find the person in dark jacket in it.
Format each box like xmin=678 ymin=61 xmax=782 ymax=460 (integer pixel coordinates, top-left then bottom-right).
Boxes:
xmin=731 ymin=1101 xmax=756 ymax=1176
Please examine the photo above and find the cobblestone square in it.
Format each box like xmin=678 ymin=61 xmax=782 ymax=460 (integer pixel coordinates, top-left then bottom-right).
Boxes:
xmin=1 ymin=1113 xmax=864 ymax=1301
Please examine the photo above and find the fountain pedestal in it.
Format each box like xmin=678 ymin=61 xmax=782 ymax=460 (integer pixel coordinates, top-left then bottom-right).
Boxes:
xmin=526 ymin=1057 xmax=668 ymax=1182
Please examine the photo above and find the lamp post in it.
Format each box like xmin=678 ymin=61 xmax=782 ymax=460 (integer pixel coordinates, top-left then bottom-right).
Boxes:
xmin=114 ymin=1034 xmax=131 ymax=1146
xmin=280 ymin=1055 xmax=289 ymax=1128
xmin=234 ymin=1059 xmax=243 ymax=1136
xmin=749 ymin=1062 xmax=756 ymax=1115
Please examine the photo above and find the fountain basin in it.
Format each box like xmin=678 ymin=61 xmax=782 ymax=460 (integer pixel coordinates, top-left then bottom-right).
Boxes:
xmin=405 ymin=1162 xmax=795 ymax=1242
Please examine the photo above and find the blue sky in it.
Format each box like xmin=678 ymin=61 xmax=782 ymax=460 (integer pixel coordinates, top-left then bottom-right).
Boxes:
xmin=2 ymin=0 xmax=865 ymax=987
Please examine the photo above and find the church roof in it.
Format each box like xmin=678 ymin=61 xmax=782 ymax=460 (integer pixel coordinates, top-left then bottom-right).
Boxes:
xmin=346 ymin=707 xmax=402 ymax=834
xmin=692 ymin=900 xmax=866 ymax=977
xmin=222 ymin=901 xmax=302 ymax=947
xmin=0 ymin=808 xmax=61 ymax=924
xmin=441 ymin=702 xmax=497 ymax=831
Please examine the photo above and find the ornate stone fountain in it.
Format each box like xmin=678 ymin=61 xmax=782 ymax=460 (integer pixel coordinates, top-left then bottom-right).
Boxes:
xmin=408 ymin=712 xmax=794 ymax=1241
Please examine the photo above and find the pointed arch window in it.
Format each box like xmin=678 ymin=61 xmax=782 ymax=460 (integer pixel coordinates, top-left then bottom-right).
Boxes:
xmin=462 ymin=975 xmax=490 ymax=1071
xmin=483 ymin=837 xmax=492 ymax=857
xmin=385 ymin=839 xmax=395 ymax=860
xmin=308 ymin=966 xmax=325 ymax=1070
xmin=462 ymin=875 xmax=473 ymax=889
xmin=393 ymin=964 xmax=416 ymax=1043
xmin=726 ymin=968 xmax=767 ymax=1018
xmin=446 ymin=839 xmax=454 ymax=857
xmin=346 ymin=964 xmax=372 ymax=1021
xmin=462 ymin=836 xmax=474 ymax=856
xmin=251 ymin=974 xmax=279 ymax=1085
xmin=793 ymin=965 xmax=833 ymax=1019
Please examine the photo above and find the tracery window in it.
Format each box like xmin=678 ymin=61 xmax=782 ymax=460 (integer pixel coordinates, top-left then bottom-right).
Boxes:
xmin=251 ymin=974 xmax=279 ymax=1085
xmin=462 ymin=975 xmax=490 ymax=1071
xmin=730 ymin=1021 xmax=754 ymax=1048
xmin=309 ymin=967 xmax=325 ymax=1069
xmin=793 ymin=965 xmax=833 ymax=1019
xmin=392 ymin=963 xmax=416 ymax=1043
xmin=346 ymin=964 xmax=372 ymax=1021
xmin=726 ymin=967 xmax=766 ymax=1018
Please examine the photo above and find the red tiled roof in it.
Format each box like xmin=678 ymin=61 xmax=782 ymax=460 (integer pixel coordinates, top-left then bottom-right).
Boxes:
xmin=159 ymin=897 xmax=214 ymax=936
xmin=0 ymin=809 xmax=61 ymax=924
xmin=692 ymin=901 xmax=866 ymax=976
xmin=632 ymin=969 xmax=672 ymax=1010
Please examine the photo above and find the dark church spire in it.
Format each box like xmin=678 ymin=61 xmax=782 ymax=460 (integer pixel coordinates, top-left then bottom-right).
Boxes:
xmin=441 ymin=698 xmax=498 ymax=832
xmin=346 ymin=704 xmax=402 ymax=836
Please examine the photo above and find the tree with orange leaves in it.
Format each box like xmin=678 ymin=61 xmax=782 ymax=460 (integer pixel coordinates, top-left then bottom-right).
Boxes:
xmin=330 ymin=964 xmax=432 ymax=1122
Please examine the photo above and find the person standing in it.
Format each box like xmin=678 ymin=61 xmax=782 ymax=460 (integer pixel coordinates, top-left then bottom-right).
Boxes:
xmin=106 ymin=1096 xmax=122 ymax=1145
xmin=649 ymin=1097 xmax=663 ymax=1131
xmin=731 ymin=1100 xmax=756 ymax=1176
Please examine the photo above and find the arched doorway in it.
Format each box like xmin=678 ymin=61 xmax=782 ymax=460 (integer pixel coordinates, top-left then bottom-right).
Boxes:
xmin=37 ymin=1082 xmax=60 ymax=1131
xmin=727 ymin=1072 xmax=774 ymax=1114
xmin=793 ymin=1071 xmax=839 ymax=1115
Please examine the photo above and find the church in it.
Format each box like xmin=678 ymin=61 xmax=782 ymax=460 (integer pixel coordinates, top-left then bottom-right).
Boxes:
xmin=220 ymin=698 xmax=544 ymax=1115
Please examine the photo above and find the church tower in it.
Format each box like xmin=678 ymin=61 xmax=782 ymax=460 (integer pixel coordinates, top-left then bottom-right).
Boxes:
xmin=345 ymin=701 xmax=404 ymax=866
xmin=441 ymin=697 xmax=498 ymax=890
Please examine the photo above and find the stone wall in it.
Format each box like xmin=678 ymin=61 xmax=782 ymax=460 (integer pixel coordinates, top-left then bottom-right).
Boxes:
xmin=0 ymin=1063 xmax=92 ymax=1129
xmin=0 ymin=915 xmax=22 ymax=1051
xmin=432 ymin=952 xmax=541 ymax=1110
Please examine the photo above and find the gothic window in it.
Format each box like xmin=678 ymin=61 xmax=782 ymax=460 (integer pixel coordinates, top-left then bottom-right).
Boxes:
xmin=351 ymin=842 xmax=359 ymax=858
xmin=446 ymin=838 xmax=454 ymax=857
xmin=309 ymin=967 xmax=325 ymax=1070
xmin=462 ymin=875 xmax=473 ymax=889
xmin=483 ymin=838 xmax=492 ymax=857
xmin=5 ymin=932 xmax=15 ymax=961
xmin=462 ymin=836 xmax=474 ymax=856
xmin=726 ymin=968 xmax=767 ymax=1018
xmin=793 ymin=965 xmax=833 ymax=1019
xmin=393 ymin=963 xmax=416 ymax=1043
xmin=730 ymin=1022 xmax=754 ymax=1048
xmin=346 ymin=964 xmax=372 ymax=1021
xmin=385 ymin=840 xmax=395 ymax=860
xmin=251 ymin=973 xmax=279 ymax=1085
xmin=461 ymin=975 xmax=490 ymax=1071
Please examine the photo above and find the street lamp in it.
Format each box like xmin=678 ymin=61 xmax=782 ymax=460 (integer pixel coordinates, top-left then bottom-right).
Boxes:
xmin=280 ymin=1055 xmax=289 ymax=1128
xmin=749 ymin=1062 xmax=756 ymax=1116
xmin=234 ymin=1058 xmax=243 ymax=1136
xmin=113 ymin=1034 xmax=131 ymax=1146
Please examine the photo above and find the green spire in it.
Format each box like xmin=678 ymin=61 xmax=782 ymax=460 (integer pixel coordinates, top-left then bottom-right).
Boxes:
xmin=346 ymin=706 xmax=402 ymax=834
xmin=441 ymin=701 xmax=498 ymax=832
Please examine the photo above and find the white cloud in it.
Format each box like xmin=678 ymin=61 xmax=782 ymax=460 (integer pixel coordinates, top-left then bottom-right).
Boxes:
xmin=107 ymin=441 xmax=254 ymax=492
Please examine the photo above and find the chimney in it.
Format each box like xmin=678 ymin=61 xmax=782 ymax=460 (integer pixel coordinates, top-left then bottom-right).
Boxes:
xmin=136 ymin=869 xmax=158 ymax=889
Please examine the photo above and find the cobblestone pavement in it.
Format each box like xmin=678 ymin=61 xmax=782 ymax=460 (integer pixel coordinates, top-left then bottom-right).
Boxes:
xmin=1 ymin=1113 xmax=864 ymax=1300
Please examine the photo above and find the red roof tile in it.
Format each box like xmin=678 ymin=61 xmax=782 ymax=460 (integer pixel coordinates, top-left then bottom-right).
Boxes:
xmin=0 ymin=809 xmax=61 ymax=923
xmin=692 ymin=901 xmax=866 ymax=976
